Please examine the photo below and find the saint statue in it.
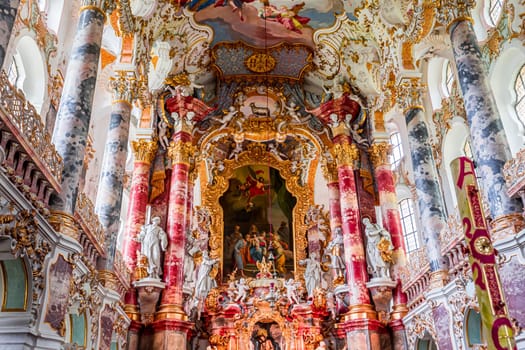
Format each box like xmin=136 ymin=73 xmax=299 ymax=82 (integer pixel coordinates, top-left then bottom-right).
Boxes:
xmin=299 ymin=252 xmax=322 ymax=297
xmin=135 ymin=217 xmax=168 ymax=279
xmin=326 ymin=227 xmax=345 ymax=283
xmin=362 ymin=218 xmax=394 ymax=279
xmin=195 ymin=251 xmax=219 ymax=299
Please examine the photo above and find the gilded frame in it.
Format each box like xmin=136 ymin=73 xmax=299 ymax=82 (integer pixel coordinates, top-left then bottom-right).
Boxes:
xmin=200 ymin=143 xmax=314 ymax=281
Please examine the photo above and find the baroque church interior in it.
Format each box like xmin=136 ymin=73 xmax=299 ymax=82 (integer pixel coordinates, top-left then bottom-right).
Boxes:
xmin=2 ymin=0 xmax=525 ymax=349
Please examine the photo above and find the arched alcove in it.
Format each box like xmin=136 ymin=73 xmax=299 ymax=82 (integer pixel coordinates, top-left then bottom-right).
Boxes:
xmin=490 ymin=44 xmax=525 ymax=155
xmin=11 ymin=35 xmax=46 ymax=115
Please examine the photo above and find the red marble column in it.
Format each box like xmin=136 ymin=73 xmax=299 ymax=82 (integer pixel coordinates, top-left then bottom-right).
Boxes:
xmin=369 ymin=142 xmax=409 ymax=349
xmin=123 ymin=138 xmax=158 ymax=321
xmin=159 ymin=135 xmax=193 ymax=313
xmin=123 ymin=139 xmax=158 ymax=270
xmin=334 ymin=138 xmax=373 ymax=309
xmin=322 ymin=161 xmax=343 ymax=232
xmin=155 ymin=93 xmax=213 ymax=332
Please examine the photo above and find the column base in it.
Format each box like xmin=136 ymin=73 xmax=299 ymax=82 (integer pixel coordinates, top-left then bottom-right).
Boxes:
xmin=338 ymin=317 xmax=385 ymax=350
xmin=155 ymin=304 xmax=188 ymax=321
xmin=151 ymin=319 xmax=194 ymax=350
xmin=342 ymin=304 xmax=377 ymax=322
xmin=390 ymin=303 xmax=408 ymax=322
xmin=490 ymin=213 xmax=525 ymax=242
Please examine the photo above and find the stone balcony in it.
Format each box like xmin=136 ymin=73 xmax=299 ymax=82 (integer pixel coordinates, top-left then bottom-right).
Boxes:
xmin=0 ymin=71 xmax=63 ymax=211
xmin=504 ymin=148 xmax=525 ymax=200
xmin=402 ymin=212 xmax=469 ymax=310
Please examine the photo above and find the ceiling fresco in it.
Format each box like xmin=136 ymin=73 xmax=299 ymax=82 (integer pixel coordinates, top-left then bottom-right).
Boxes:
xmin=183 ymin=0 xmax=351 ymax=47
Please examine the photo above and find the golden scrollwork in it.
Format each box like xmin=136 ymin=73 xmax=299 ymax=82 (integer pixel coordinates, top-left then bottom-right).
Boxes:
xmin=209 ymin=334 xmax=230 ymax=347
xmin=131 ymin=138 xmax=158 ymax=164
xmin=397 ymin=78 xmax=426 ymax=112
xmin=333 ymin=141 xmax=359 ymax=167
xmin=321 ymin=156 xmax=338 ymax=183
xmin=368 ymin=142 xmax=392 ymax=168
xmin=167 ymin=140 xmax=196 ymax=166
xmin=303 ymin=332 xmax=323 ymax=350
xmin=245 ymin=53 xmax=277 ymax=73
xmin=201 ymin=142 xmax=311 ymax=281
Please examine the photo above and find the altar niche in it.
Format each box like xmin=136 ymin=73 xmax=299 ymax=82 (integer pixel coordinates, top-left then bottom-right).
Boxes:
xmin=221 ymin=165 xmax=296 ymax=280
xmin=251 ymin=322 xmax=283 ymax=350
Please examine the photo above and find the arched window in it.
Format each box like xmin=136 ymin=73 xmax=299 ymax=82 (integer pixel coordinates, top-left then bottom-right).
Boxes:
xmin=398 ymin=198 xmax=419 ymax=252
xmin=514 ymin=64 xmax=525 ymax=127
xmin=389 ymin=131 xmax=403 ymax=169
xmin=465 ymin=308 xmax=485 ymax=348
xmin=443 ymin=60 xmax=455 ymax=97
xmin=488 ymin=0 xmax=504 ymax=26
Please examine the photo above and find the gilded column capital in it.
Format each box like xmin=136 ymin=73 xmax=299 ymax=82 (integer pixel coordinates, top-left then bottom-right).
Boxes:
xmin=435 ymin=0 xmax=475 ymax=31
xmin=333 ymin=141 xmax=359 ymax=167
xmin=369 ymin=142 xmax=392 ymax=168
xmin=167 ymin=140 xmax=196 ymax=166
xmin=80 ymin=0 xmax=117 ymax=16
xmin=321 ymin=158 xmax=339 ymax=183
xmin=131 ymin=139 xmax=158 ymax=164
xmin=397 ymin=78 xmax=426 ymax=113
xmin=110 ymin=71 xmax=137 ymax=105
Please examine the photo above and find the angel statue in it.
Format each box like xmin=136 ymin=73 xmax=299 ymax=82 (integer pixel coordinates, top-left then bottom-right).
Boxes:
xmin=135 ymin=217 xmax=168 ymax=279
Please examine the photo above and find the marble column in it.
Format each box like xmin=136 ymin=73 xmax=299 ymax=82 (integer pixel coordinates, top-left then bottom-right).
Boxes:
xmin=405 ymin=106 xmax=449 ymax=284
xmin=333 ymin=139 xmax=373 ymax=309
xmin=154 ymin=106 xmax=196 ymax=350
xmin=0 ymin=0 xmax=20 ymax=69
xmin=123 ymin=139 xmax=158 ymax=271
xmin=322 ymin=159 xmax=342 ymax=232
xmin=447 ymin=12 xmax=525 ymax=240
xmin=50 ymin=0 xmax=116 ymax=214
xmin=122 ymin=138 xmax=157 ymax=327
xmin=95 ymin=71 xmax=135 ymax=268
xmin=369 ymin=142 xmax=408 ymax=350
xmin=159 ymin=135 xmax=194 ymax=312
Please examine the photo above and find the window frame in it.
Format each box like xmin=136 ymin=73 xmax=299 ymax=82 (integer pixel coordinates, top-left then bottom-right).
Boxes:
xmin=389 ymin=131 xmax=403 ymax=170
xmin=398 ymin=198 xmax=419 ymax=253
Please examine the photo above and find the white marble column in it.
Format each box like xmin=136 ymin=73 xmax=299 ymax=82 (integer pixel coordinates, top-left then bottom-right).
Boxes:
xmin=0 ymin=0 xmax=19 ymax=68
xmin=95 ymin=71 xmax=135 ymax=267
xmin=51 ymin=0 xmax=116 ymax=214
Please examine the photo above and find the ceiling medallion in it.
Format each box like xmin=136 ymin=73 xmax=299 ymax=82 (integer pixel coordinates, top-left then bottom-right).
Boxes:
xmin=244 ymin=53 xmax=276 ymax=73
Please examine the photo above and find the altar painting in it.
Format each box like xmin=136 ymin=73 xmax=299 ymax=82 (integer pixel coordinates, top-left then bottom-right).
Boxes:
xmin=220 ymin=165 xmax=296 ymax=279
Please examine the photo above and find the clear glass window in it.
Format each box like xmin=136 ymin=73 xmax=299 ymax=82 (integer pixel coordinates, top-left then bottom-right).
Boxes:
xmin=514 ymin=64 xmax=525 ymax=127
xmin=488 ymin=0 xmax=503 ymax=26
xmin=399 ymin=198 xmax=419 ymax=252
xmin=389 ymin=132 xmax=403 ymax=170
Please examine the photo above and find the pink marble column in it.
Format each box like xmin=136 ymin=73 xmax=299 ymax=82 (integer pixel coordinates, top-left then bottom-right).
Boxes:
xmin=334 ymin=138 xmax=372 ymax=308
xmin=122 ymin=139 xmax=157 ymax=325
xmin=123 ymin=139 xmax=158 ymax=271
xmin=159 ymin=134 xmax=193 ymax=310
xmin=322 ymin=161 xmax=343 ymax=232
xmin=369 ymin=142 xmax=408 ymax=350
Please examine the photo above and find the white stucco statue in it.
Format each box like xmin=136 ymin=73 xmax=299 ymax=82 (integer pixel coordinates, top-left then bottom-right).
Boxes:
xmin=299 ymin=252 xmax=322 ymax=298
xmin=195 ymin=251 xmax=219 ymax=299
xmin=234 ymin=278 xmax=250 ymax=303
xmin=136 ymin=217 xmax=168 ymax=279
xmin=362 ymin=218 xmax=394 ymax=279
xmin=326 ymin=227 xmax=345 ymax=282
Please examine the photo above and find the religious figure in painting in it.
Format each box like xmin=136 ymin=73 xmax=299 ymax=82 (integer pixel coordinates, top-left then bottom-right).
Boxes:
xmin=233 ymin=231 xmax=248 ymax=276
xmin=251 ymin=328 xmax=280 ymax=350
xmin=259 ymin=2 xmax=311 ymax=34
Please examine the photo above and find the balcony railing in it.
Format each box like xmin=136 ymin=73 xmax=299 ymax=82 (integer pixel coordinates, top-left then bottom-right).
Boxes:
xmin=74 ymin=192 xmax=106 ymax=260
xmin=503 ymin=148 xmax=525 ymax=198
xmin=0 ymin=71 xmax=63 ymax=189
